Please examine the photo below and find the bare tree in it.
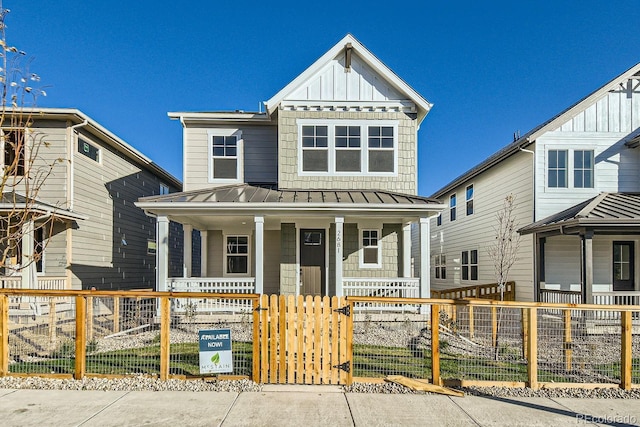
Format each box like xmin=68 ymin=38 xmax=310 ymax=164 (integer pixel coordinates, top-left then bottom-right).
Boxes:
xmin=0 ymin=4 xmax=59 ymax=284
xmin=486 ymin=194 xmax=521 ymax=360
xmin=487 ymin=194 xmax=521 ymax=301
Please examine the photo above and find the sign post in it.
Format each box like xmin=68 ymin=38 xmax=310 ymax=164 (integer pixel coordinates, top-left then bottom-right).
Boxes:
xmin=199 ymin=329 xmax=233 ymax=374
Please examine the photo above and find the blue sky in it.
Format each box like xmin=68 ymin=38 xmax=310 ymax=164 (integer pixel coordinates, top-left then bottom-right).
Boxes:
xmin=6 ymin=1 xmax=640 ymax=196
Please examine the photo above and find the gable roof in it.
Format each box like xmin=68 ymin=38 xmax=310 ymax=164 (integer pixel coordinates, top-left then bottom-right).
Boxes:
xmin=264 ymin=34 xmax=432 ymax=123
xmin=518 ymin=192 xmax=640 ymax=235
xmin=431 ymin=62 xmax=640 ymax=199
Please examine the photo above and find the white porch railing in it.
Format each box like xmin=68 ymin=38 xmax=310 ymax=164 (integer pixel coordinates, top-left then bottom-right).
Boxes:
xmin=168 ymin=277 xmax=256 ymax=313
xmin=343 ymin=277 xmax=420 ymax=312
xmin=539 ymin=288 xmax=640 ymax=320
xmin=1 ymin=276 xmax=70 ymax=308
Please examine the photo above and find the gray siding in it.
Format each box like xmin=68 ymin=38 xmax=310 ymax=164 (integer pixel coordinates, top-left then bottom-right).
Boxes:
xmin=183 ymin=124 xmax=277 ymax=191
xmin=429 ymin=150 xmax=536 ymax=301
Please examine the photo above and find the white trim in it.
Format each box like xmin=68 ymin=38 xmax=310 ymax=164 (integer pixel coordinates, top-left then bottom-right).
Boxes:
xmin=359 ymin=228 xmax=382 ymax=269
xmin=222 ymin=233 xmax=251 ymax=277
xmin=254 ymin=216 xmax=264 ymax=294
xmin=335 ymin=217 xmax=344 ymax=297
xmin=297 ymin=119 xmax=398 ymax=177
xmin=419 ymin=217 xmax=430 ymax=301
xmin=207 ymin=129 xmax=244 ymax=184
xmin=402 ymin=223 xmax=412 ymax=278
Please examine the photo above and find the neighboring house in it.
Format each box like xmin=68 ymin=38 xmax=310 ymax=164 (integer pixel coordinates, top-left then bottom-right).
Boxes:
xmin=137 ymin=34 xmax=445 ymax=299
xmin=429 ymin=62 xmax=640 ymax=304
xmin=0 ymin=108 xmax=183 ymax=291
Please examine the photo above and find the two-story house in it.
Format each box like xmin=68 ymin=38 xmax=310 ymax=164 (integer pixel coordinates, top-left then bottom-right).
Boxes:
xmin=137 ymin=34 xmax=445 ymax=300
xmin=1 ymin=108 xmax=184 ymax=291
xmin=429 ymin=62 xmax=640 ymax=305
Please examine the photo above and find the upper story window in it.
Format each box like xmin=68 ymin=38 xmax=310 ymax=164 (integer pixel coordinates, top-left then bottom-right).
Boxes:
xmin=461 ymin=249 xmax=478 ymax=281
xmin=360 ymin=229 xmax=381 ymax=268
xmin=208 ymin=130 xmax=243 ymax=183
xmin=78 ymin=138 xmax=100 ymax=162
xmin=574 ymin=150 xmax=594 ymax=188
xmin=466 ymin=184 xmax=474 ymax=216
xmin=547 ymin=150 xmax=568 ymax=188
xmin=449 ymin=194 xmax=457 ymax=221
xmin=436 ymin=213 xmax=442 ymax=227
xmin=298 ymin=120 xmax=397 ymax=176
xmin=159 ymin=183 xmax=170 ymax=195
xmin=2 ymin=129 xmax=25 ymax=176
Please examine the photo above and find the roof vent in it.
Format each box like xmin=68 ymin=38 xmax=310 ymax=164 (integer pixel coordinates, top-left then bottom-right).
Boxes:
xmin=344 ymin=43 xmax=352 ymax=72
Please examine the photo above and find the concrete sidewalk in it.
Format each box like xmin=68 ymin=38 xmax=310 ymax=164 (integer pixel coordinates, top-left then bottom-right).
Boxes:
xmin=1 ymin=385 xmax=639 ymax=426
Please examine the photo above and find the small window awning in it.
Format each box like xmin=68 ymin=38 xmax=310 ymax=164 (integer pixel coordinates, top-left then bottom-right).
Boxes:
xmin=518 ymin=192 xmax=640 ymax=235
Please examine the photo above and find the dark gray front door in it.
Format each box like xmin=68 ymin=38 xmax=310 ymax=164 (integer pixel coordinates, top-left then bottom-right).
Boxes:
xmin=300 ymin=229 xmax=325 ymax=296
xmin=613 ymin=241 xmax=634 ymax=291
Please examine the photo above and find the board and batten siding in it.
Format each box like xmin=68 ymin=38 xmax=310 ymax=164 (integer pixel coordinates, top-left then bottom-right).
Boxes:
xmin=428 ymin=150 xmax=535 ymax=301
xmin=71 ymin=130 xmax=181 ymax=290
xmin=182 ymin=124 xmax=277 ymax=191
xmin=535 ymin=80 xmax=640 ymax=220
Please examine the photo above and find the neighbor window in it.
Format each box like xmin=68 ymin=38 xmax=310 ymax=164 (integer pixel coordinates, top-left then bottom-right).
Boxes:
xmin=436 ymin=213 xmax=442 ymax=227
xmin=225 ymin=235 xmax=249 ymax=275
xmin=3 ymin=129 xmax=25 ymax=176
xmin=434 ymin=254 xmax=446 ymax=279
xmin=450 ymin=194 xmax=457 ymax=221
xmin=361 ymin=229 xmax=381 ymax=267
xmin=548 ymin=150 xmax=568 ymax=188
xmin=211 ymin=135 xmax=238 ymax=179
xmin=298 ymin=120 xmax=397 ymax=175
xmin=574 ymin=150 xmax=594 ymax=188
xmin=78 ymin=138 xmax=100 ymax=162
xmin=159 ymin=183 xmax=170 ymax=195
xmin=301 ymin=125 xmax=329 ymax=172
xmin=461 ymin=250 xmax=478 ymax=281
xmin=466 ymin=184 xmax=474 ymax=216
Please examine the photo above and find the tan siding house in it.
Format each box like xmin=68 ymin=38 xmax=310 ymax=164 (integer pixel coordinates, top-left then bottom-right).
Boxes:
xmin=1 ymin=109 xmax=182 ymax=291
xmin=137 ymin=34 xmax=445 ymax=300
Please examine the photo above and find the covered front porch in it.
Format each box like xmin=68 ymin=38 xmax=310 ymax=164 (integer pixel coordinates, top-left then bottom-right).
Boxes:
xmin=520 ymin=193 xmax=640 ymax=305
xmin=137 ymin=185 xmax=444 ymax=304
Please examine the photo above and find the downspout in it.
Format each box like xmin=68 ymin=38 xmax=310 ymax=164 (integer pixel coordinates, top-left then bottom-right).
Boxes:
xmin=519 ymin=144 xmax=536 ymax=300
xmin=68 ymin=119 xmax=89 ymax=211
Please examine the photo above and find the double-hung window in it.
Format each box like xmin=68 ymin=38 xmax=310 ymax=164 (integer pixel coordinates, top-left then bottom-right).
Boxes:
xmin=2 ymin=129 xmax=25 ymax=176
xmin=225 ymin=235 xmax=249 ymax=275
xmin=548 ymin=150 xmax=568 ymax=188
xmin=450 ymin=194 xmax=457 ymax=222
xmin=574 ymin=150 xmax=594 ymax=188
xmin=461 ymin=250 xmax=478 ymax=281
xmin=298 ymin=120 xmax=397 ymax=175
xmin=434 ymin=254 xmax=446 ymax=279
xmin=360 ymin=229 xmax=381 ymax=267
xmin=209 ymin=131 xmax=242 ymax=182
xmin=466 ymin=185 xmax=474 ymax=216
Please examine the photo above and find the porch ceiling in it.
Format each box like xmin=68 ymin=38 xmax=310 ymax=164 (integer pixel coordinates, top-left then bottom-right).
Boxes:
xmin=519 ymin=192 xmax=640 ymax=235
xmin=136 ymin=184 xmax=446 ymax=225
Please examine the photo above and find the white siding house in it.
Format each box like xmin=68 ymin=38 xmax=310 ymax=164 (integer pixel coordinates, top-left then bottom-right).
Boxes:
xmin=430 ymin=62 xmax=640 ymax=304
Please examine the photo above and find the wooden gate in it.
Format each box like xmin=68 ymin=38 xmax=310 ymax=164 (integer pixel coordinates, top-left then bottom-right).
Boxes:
xmin=256 ymin=295 xmax=351 ymax=384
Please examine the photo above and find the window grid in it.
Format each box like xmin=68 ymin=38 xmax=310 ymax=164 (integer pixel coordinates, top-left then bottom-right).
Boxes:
xmin=574 ymin=150 xmax=594 ymax=188
xmin=361 ymin=229 xmax=380 ymax=266
xmin=212 ymin=135 xmax=238 ymax=157
xmin=466 ymin=184 xmax=474 ymax=216
xmin=548 ymin=149 xmax=568 ymax=188
xmin=225 ymin=236 xmax=249 ymax=275
xmin=462 ymin=250 xmax=478 ymax=281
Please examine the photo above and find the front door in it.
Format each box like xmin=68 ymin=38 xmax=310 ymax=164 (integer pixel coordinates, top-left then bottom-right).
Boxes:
xmin=300 ymin=229 xmax=325 ymax=296
xmin=613 ymin=241 xmax=634 ymax=291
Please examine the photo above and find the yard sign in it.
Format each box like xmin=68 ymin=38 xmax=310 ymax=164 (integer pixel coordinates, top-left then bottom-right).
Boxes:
xmin=199 ymin=329 xmax=233 ymax=374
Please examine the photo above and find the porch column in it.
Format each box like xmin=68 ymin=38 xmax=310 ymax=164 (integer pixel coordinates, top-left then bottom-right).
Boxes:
xmin=156 ymin=215 xmax=169 ymax=292
xmin=580 ymin=231 xmax=594 ymax=304
xmin=419 ymin=217 xmax=430 ymax=299
xmin=335 ymin=217 xmax=344 ymax=297
xmin=254 ymin=216 xmax=264 ymax=294
xmin=20 ymin=219 xmax=35 ymax=289
xmin=183 ymin=224 xmax=192 ymax=278
xmin=200 ymin=230 xmax=208 ymax=277
xmin=402 ymin=222 xmax=412 ymax=278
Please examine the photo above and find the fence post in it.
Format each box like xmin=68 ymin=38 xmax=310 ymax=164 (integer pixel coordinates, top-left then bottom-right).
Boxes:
xmin=48 ymin=298 xmax=57 ymax=342
xmin=86 ymin=296 xmax=94 ymax=342
xmin=113 ymin=297 xmax=120 ymax=334
xmin=621 ymin=310 xmax=632 ymax=390
xmin=252 ymin=297 xmax=260 ymax=384
xmin=431 ymin=303 xmax=441 ymax=385
xmin=74 ymin=296 xmax=87 ymax=380
xmin=563 ymin=309 xmax=572 ymax=371
xmin=0 ymin=295 xmax=8 ymax=376
xmin=468 ymin=305 xmax=474 ymax=339
xmin=491 ymin=306 xmax=498 ymax=347
xmin=345 ymin=299 xmax=354 ymax=386
xmin=521 ymin=308 xmax=528 ymax=359
xmin=526 ymin=307 xmax=538 ymax=389
xmin=160 ymin=297 xmax=170 ymax=381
